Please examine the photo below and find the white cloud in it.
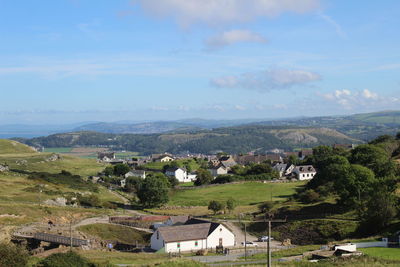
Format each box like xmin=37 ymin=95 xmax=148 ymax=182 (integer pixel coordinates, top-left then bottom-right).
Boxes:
xmin=319 ymin=89 xmax=397 ymax=110
xmin=234 ymin=105 xmax=246 ymax=110
xmin=211 ymin=68 xmax=321 ymax=91
xmin=317 ymin=13 xmax=346 ymax=38
xmin=205 ymin=29 xmax=267 ymax=50
xmin=134 ymin=0 xmax=321 ymax=27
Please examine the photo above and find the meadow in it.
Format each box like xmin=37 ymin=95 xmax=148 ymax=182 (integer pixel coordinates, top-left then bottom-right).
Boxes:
xmin=168 ymin=181 xmax=305 ymax=206
xmin=358 ymin=247 xmax=400 ymax=261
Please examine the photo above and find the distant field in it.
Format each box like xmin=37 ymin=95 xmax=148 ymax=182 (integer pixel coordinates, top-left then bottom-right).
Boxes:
xmin=359 ymin=247 xmax=400 ymax=261
xmin=169 ymin=181 xmax=306 ymax=206
xmin=43 ymin=147 xmax=73 ymax=153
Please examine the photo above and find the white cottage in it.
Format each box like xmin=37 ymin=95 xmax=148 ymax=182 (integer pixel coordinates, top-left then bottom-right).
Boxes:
xmin=151 ymin=220 xmax=235 ymax=253
xmin=292 ymin=165 xmax=316 ymax=180
xmin=165 ymin=167 xmax=190 ymax=183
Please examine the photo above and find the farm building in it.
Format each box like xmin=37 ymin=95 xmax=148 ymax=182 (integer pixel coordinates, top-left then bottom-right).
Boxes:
xmin=151 ymin=219 xmax=235 ymax=253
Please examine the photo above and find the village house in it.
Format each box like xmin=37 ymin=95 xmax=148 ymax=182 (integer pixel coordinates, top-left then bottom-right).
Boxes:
xmin=208 ymin=165 xmax=228 ymax=178
xmin=233 ymin=154 xmax=283 ymax=165
xmin=125 ymin=170 xmax=146 ymax=179
xmin=272 ymin=163 xmax=295 ymax=178
xmin=97 ymin=152 xmax=115 ymax=162
xmin=150 ymin=219 xmax=235 ymax=253
xmin=218 ymin=155 xmax=237 ymax=169
xmin=165 ymin=167 xmax=190 ymax=183
xmin=152 ymin=153 xmax=174 ymax=162
xmin=293 ymin=165 xmax=317 ymax=180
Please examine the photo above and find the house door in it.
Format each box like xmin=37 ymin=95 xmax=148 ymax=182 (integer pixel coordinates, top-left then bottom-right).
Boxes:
xmin=219 ymin=238 xmax=223 ymax=246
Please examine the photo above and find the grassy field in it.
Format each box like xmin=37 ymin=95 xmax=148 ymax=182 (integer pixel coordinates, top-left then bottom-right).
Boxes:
xmin=169 ymin=181 xmax=305 ymax=206
xmin=0 ymin=139 xmax=36 ymax=154
xmin=359 ymin=247 xmax=400 ymax=261
xmin=43 ymin=147 xmax=73 ymax=153
xmin=78 ymin=250 xmax=204 ymax=266
xmin=77 ymin=223 xmax=151 ymax=245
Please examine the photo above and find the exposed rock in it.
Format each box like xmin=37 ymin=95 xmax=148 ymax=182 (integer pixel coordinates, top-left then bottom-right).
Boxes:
xmin=0 ymin=164 xmax=9 ymax=172
xmin=46 ymin=153 xmax=61 ymax=162
xmin=43 ymin=197 xmax=67 ymax=206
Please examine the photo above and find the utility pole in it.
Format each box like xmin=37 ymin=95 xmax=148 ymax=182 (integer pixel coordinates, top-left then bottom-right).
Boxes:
xmin=69 ymin=218 xmax=73 ymax=251
xmin=266 ymin=215 xmax=286 ymax=267
xmin=244 ymin=222 xmax=247 ymax=260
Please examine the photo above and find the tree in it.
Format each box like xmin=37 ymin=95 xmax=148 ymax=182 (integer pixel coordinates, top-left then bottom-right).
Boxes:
xmin=287 ymin=154 xmax=299 ymax=166
xmin=113 ymin=163 xmax=130 ymax=176
xmin=246 ymin=163 xmax=273 ymax=175
xmin=194 ymin=169 xmax=213 ymax=186
xmin=208 ymin=200 xmax=225 ymax=215
xmin=125 ymin=176 xmax=143 ymax=193
xmin=137 ymin=174 xmax=170 ymax=208
xmin=334 ymin=164 xmax=377 ymax=209
xmin=350 ymin=144 xmax=395 ymax=177
xmin=396 ymin=132 xmax=400 ymax=140
xmin=0 ymin=242 xmax=29 ymax=267
xmin=103 ymin=166 xmax=114 ymax=176
xmin=358 ymin=187 xmax=399 ymax=233
xmin=226 ymin=198 xmax=236 ymax=213
xmin=258 ymin=201 xmax=274 ymax=214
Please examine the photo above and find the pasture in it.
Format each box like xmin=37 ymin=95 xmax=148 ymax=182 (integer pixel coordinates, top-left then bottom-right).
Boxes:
xmin=168 ymin=181 xmax=305 ymax=206
xmin=359 ymin=247 xmax=400 ymax=261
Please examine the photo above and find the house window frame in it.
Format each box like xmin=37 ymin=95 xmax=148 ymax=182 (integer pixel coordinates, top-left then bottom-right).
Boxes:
xmin=194 ymin=241 xmax=198 ymax=247
xmin=177 ymin=242 xmax=181 ymax=248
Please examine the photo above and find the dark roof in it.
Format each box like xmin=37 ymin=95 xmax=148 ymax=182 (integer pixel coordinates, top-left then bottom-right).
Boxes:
xmin=165 ymin=167 xmax=186 ymax=172
xmin=295 ymin=165 xmax=316 ymax=173
xmin=158 ymin=223 xmax=215 ymax=243
xmin=185 ymin=218 xmax=220 ymax=235
xmin=169 ymin=215 xmax=189 ymax=225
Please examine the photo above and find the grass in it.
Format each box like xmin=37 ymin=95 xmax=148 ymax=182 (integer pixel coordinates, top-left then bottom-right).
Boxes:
xmin=359 ymin=247 xmax=400 ymax=261
xmin=78 ymin=250 xmax=204 ymax=266
xmin=169 ymin=181 xmax=305 ymax=206
xmin=239 ymin=245 xmax=321 ymax=260
xmin=178 ymin=182 xmax=194 ymax=187
xmin=77 ymin=223 xmax=151 ymax=245
xmin=0 ymin=139 xmax=36 ymax=154
xmin=43 ymin=147 xmax=73 ymax=153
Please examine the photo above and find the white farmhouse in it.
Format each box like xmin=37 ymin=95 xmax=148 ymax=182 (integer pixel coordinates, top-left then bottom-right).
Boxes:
xmin=165 ymin=167 xmax=190 ymax=183
xmin=292 ymin=165 xmax=316 ymax=180
xmin=151 ymin=220 xmax=235 ymax=253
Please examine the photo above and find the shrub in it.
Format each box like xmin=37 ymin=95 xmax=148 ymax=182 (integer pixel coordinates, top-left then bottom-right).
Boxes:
xmin=299 ymin=189 xmax=321 ymax=203
xmin=78 ymin=194 xmax=101 ymax=207
xmin=0 ymin=242 xmax=29 ymax=267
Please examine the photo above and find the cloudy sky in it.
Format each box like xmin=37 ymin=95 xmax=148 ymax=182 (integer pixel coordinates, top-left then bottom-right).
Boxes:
xmin=1 ymin=0 xmax=399 ymax=124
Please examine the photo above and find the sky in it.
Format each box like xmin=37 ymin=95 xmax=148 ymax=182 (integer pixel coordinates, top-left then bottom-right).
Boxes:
xmin=0 ymin=0 xmax=400 ymax=124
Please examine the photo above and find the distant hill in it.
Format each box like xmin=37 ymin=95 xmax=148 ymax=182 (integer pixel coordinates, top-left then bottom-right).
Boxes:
xmin=17 ymin=126 xmax=359 ymax=155
xmin=0 ymin=139 xmax=36 ymax=154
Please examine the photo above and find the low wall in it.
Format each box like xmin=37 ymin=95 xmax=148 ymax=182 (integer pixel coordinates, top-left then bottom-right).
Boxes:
xmin=355 ymin=241 xmax=387 ymax=248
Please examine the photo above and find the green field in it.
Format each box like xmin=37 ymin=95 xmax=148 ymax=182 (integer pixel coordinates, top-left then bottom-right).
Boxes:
xmin=77 ymin=223 xmax=151 ymax=245
xmin=143 ymin=159 xmax=200 ymax=171
xmin=359 ymin=247 xmax=400 ymax=261
xmin=43 ymin=147 xmax=73 ymax=153
xmin=169 ymin=181 xmax=306 ymax=206
xmin=0 ymin=139 xmax=36 ymax=154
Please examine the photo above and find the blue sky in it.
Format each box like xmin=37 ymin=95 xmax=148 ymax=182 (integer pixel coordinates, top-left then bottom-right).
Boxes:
xmin=0 ymin=0 xmax=399 ymax=124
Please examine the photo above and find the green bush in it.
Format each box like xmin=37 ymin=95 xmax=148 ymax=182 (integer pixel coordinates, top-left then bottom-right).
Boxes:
xmin=0 ymin=242 xmax=29 ymax=267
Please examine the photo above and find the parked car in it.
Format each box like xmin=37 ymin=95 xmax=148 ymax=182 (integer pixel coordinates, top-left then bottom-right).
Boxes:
xmin=258 ymin=236 xmax=273 ymax=242
xmin=241 ymin=241 xmax=258 ymax=247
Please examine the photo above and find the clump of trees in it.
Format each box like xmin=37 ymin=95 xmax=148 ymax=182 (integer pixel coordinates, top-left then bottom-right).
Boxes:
xmin=136 ymin=173 xmax=170 ymax=208
xmin=208 ymin=198 xmax=237 ymax=215
xmin=302 ymin=133 xmax=400 ymax=233
xmin=104 ymin=163 xmax=130 ymax=177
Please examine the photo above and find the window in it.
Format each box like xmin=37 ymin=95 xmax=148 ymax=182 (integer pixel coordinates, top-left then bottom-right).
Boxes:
xmin=157 ymin=231 xmax=159 ymax=239
xmin=220 ymin=228 xmax=222 ymax=232
xmin=177 ymin=242 xmax=180 ymax=248
xmin=195 ymin=241 xmax=198 ymax=247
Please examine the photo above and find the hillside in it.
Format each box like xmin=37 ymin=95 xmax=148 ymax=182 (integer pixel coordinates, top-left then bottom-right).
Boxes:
xmin=16 ymin=126 xmax=359 ymax=155
xmin=0 ymin=139 xmax=36 ymax=154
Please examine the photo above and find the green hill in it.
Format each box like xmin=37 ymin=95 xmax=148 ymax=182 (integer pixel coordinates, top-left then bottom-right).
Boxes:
xmin=17 ymin=126 xmax=359 ymax=155
xmin=0 ymin=139 xmax=36 ymax=154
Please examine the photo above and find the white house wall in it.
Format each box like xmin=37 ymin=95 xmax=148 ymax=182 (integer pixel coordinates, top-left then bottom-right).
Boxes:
xmin=206 ymin=224 xmax=235 ymax=248
xmin=165 ymin=239 xmax=207 ymax=253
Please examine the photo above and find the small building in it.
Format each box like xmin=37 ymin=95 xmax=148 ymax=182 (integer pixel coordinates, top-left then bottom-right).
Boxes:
xmin=273 ymin=163 xmax=295 ymax=178
xmin=208 ymin=165 xmax=228 ymax=178
xmin=150 ymin=220 xmax=235 ymax=253
xmin=293 ymin=165 xmax=316 ymax=180
xmin=152 ymin=153 xmax=174 ymax=162
xmin=218 ymin=156 xmax=237 ymax=169
xmin=125 ymin=170 xmax=146 ymax=179
xmin=98 ymin=152 xmax=115 ymax=162
xmin=165 ymin=167 xmax=190 ymax=183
